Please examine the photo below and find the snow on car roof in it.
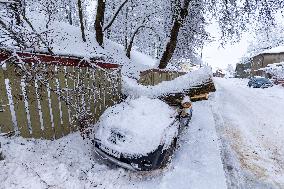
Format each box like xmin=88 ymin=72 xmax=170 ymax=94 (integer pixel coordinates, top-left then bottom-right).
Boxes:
xmin=95 ymin=97 xmax=178 ymax=156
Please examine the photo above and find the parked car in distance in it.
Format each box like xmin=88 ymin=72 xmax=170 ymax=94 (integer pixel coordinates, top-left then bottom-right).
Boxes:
xmin=248 ymin=77 xmax=273 ymax=88
xmin=94 ymin=96 xmax=192 ymax=171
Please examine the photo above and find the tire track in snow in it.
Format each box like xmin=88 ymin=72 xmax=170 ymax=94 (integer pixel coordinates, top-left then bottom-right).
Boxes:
xmin=210 ymin=79 xmax=282 ymax=189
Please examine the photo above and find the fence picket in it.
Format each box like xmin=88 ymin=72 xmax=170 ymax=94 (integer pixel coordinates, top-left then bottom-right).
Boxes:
xmin=94 ymin=69 xmax=102 ymax=121
xmin=65 ymin=66 xmax=77 ymax=131
xmin=49 ymin=66 xmax=63 ymax=139
xmin=79 ymin=67 xmax=88 ymax=115
xmin=83 ymin=67 xmax=91 ymax=113
xmin=88 ymin=69 xmax=96 ymax=123
xmin=37 ymin=81 xmax=54 ymax=140
xmin=57 ymin=66 xmax=70 ymax=136
xmin=0 ymin=66 xmax=14 ymax=133
xmin=25 ymin=79 xmax=42 ymax=139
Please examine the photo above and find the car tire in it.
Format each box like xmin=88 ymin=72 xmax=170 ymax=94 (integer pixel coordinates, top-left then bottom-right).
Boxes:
xmin=160 ymin=138 xmax=177 ymax=169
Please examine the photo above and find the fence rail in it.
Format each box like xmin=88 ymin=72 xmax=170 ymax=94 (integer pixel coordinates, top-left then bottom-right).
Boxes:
xmin=0 ymin=50 xmax=122 ymax=139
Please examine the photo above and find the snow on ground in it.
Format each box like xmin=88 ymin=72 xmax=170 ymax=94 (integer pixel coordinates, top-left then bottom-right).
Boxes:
xmin=0 ymin=99 xmax=227 ymax=189
xmin=211 ymin=78 xmax=284 ymax=189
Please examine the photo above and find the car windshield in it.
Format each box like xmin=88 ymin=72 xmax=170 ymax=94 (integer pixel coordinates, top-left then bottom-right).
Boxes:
xmin=255 ymin=78 xmax=270 ymax=83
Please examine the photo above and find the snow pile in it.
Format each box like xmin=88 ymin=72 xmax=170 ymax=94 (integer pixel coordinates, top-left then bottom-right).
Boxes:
xmin=95 ymin=97 xmax=177 ymax=156
xmin=123 ymin=66 xmax=213 ymax=98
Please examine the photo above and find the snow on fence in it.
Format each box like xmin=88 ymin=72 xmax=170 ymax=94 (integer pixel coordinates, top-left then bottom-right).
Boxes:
xmin=139 ymin=69 xmax=187 ymax=86
xmin=0 ymin=49 xmax=122 ymax=139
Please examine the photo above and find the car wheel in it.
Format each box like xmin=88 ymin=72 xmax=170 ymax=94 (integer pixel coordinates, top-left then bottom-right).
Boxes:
xmin=160 ymin=138 xmax=177 ymax=169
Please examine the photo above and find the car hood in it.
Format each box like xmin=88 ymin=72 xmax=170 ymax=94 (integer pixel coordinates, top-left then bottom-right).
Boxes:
xmin=94 ymin=97 xmax=178 ymax=156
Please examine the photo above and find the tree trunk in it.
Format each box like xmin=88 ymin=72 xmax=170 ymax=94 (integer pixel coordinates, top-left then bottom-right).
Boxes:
xmin=124 ymin=6 xmax=129 ymax=51
xmin=158 ymin=0 xmax=191 ymax=69
xmin=77 ymin=0 xmax=86 ymax=42
xmin=126 ymin=26 xmax=144 ymax=58
xmin=95 ymin=0 xmax=105 ymax=47
xmin=68 ymin=0 xmax=73 ymax=25
xmin=9 ymin=1 xmax=23 ymax=25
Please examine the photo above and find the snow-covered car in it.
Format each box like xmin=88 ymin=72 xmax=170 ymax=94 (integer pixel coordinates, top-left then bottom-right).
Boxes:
xmin=94 ymin=96 xmax=192 ymax=171
xmin=248 ymin=77 xmax=273 ymax=88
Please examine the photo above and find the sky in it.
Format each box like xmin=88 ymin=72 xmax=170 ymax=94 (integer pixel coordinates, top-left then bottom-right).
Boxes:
xmin=202 ymin=21 xmax=249 ymax=70
xmin=203 ymin=10 xmax=284 ymax=70
xmin=203 ymin=38 xmax=248 ymax=70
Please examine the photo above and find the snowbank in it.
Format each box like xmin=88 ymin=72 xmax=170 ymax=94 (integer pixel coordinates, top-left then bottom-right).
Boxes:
xmin=95 ymin=97 xmax=177 ymax=156
xmin=123 ymin=66 xmax=213 ymax=98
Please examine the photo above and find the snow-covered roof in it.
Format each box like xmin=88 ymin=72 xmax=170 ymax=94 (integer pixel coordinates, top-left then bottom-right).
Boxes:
xmin=261 ymin=46 xmax=284 ymax=54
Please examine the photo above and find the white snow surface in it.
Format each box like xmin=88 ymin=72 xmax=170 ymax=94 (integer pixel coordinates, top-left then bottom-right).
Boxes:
xmin=262 ymin=46 xmax=284 ymax=54
xmin=95 ymin=97 xmax=177 ymax=156
xmin=123 ymin=66 xmax=213 ymax=98
xmin=1 ymin=12 xmax=156 ymax=79
xmin=0 ymin=100 xmax=227 ymax=189
xmin=212 ymin=78 xmax=284 ymax=188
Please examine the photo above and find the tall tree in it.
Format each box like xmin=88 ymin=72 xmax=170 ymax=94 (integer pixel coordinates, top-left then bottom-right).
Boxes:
xmin=158 ymin=0 xmax=191 ymax=69
xmin=95 ymin=0 xmax=105 ymax=46
xmin=78 ymin=0 xmax=86 ymax=42
xmin=95 ymin=0 xmax=129 ymax=47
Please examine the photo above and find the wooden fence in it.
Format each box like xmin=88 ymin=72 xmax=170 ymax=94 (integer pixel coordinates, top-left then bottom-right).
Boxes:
xmin=139 ymin=69 xmax=186 ymax=86
xmin=0 ymin=50 xmax=121 ymax=139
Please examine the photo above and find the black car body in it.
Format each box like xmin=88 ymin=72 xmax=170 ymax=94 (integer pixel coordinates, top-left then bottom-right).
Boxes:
xmin=248 ymin=77 xmax=273 ymax=88
xmin=94 ymin=97 xmax=192 ymax=171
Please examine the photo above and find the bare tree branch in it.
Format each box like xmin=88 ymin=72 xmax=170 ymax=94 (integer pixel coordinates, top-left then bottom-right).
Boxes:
xmin=103 ymin=0 xmax=129 ymax=32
